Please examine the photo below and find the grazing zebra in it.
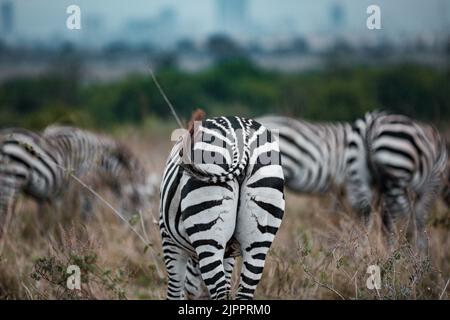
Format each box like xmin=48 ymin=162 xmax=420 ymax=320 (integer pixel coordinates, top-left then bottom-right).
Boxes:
xmin=160 ymin=115 xmax=285 ymax=300
xmin=257 ymin=112 xmax=448 ymax=252
xmin=366 ymin=113 xmax=448 ymax=253
xmin=43 ymin=125 xmax=154 ymax=214
xmin=442 ymin=142 xmax=450 ymax=208
xmin=256 ymin=113 xmax=378 ymax=225
xmin=0 ymin=126 xmax=152 ymax=235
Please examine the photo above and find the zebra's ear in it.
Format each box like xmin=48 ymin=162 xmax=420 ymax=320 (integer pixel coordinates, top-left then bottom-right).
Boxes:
xmin=187 ymin=108 xmax=206 ymax=136
xmin=180 ymin=109 xmax=205 ymax=163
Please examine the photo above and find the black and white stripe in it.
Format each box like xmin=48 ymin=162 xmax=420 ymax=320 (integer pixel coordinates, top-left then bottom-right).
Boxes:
xmin=441 ymin=142 xmax=450 ymax=209
xmin=43 ymin=125 xmax=153 ymax=214
xmin=258 ymin=112 xmax=448 ymax=252
xmin=256 ymin=113 xmax=377 ymax=223
xmin=159 ymin=116 xmax=285 ymax=300
xmin=0 ymin=128 xmax=63 ymax=232
xmin=0 ymin=126 xmax=151 ymax=234
xmin=183 ymin=256 xmax=236 ymax=300
xmin=367 ymin=113 xmax=448 ymax=252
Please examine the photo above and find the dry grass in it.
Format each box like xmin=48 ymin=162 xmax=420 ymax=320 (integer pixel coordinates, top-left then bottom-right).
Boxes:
xmin=0 ymin=129 xmax=449 ymax=300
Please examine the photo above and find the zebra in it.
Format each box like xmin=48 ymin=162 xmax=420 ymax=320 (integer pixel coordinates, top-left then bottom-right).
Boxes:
xmin=366 ymin=113 xmax=448 ymax=253
xmin=257 ymin=112 xmax=448 ymax=254
xmin=0 ymin=126 xmax=153 ymax=236
xmin=159 ymin=115 xmax=285 ymax=300
xmin=441 ymin=142 xmax=450 ymax=209
xmin=0 ymin=128 xmax=61 ymax=235
xmin=43 ymin=125 xmax=155 ymax=215
xmin=256 ymin=113 xmax=378 ymax=225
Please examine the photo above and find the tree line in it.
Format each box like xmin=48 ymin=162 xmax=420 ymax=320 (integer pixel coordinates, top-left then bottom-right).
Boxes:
xmin=1 ymin=59 xmax=449 ymax=130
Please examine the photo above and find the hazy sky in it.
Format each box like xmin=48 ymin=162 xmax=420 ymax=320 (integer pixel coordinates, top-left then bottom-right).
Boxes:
xmin=9 ymin=0 xmax=450 ymax=42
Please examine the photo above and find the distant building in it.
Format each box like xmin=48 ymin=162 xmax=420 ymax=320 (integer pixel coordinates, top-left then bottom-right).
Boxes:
xmin=217 ymin=0 xmax=248 ymax=36
xmin=0 ymin=0 xmax=14 ymax=37
xmin=330 ymin=2 xmax=345 ymax=32
xmin=123 ymin=7 xmax=178 ymax=47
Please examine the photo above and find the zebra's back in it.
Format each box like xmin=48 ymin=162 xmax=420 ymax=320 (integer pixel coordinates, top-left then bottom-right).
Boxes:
xmin=256 ymin=115 xmax=353 ymax=193
xmin=44 ymin=125 xmax=118 ymax=178
xmin=43 ymin=125 xmax=152 ymax=215
xmin=160 ymin=116 xmax=285 ymax=299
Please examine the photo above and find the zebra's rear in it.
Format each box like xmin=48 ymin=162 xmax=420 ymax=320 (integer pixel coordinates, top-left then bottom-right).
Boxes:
xmin=368 ymin=114 xmax=447 ymax=190
xmin=159 ymin=116 xmax=285 ymax=299
xmin=366 ymin=113 xmax=448 ymax=252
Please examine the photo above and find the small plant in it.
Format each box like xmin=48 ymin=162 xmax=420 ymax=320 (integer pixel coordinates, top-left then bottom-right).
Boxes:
xmin=30 ymin=227 xmax=129 ymax=300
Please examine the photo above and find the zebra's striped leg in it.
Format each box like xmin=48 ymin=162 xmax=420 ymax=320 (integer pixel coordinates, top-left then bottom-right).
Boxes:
xmin=224 ymin=255 xmax=236 ymax=297
xmin=413 ymin=177 xmax=441 ymax=256
xmin=193 ymin=247 xmax=229 ymax=300
xmin=381 ymin=200 xmax=396 ymax=250
xmin=161 ymin=230 xmax=189 ymax=300
xmin=78 ymin=191 xmax=95 ymax=219
xmin=184 ymin=258 xmax=210 ymax=300
xmin=345 ymin=128 xmax=373 ymax=228
xmin=442 ymin=182 xmax=450 ymax=209
xmin=345 ymin=176 xmax=373 ymax=229
xmin=235 ymin=249 xmax=268 ymax=300
xmin=234 ymin=167 xmax=285 ymax=300
xmin=0 ymin=176 xmax=20 ymax=238
xmin=414 ymin=197 xmax=430 ymax=257
xmin=183 ymin=255 xmax=235 ymax=300
xmin=405 ymin=210 xmax=416 ymax=245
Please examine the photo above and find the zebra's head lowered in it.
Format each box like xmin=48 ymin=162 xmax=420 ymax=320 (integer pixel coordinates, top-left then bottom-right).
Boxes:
xmin=101 ymin=144 xmax=157 ymax=216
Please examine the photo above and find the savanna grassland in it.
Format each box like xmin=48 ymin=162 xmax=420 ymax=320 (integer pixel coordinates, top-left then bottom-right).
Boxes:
xmin=0 ymin=126 xmax=449 ymax=300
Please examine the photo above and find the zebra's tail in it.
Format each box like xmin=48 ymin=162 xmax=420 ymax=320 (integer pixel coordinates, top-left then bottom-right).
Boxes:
xmin=180 ymin=115 xmax=251 ymax=184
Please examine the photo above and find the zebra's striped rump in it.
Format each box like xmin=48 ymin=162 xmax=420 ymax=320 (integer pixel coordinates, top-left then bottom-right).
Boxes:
xmin=160 ymin=116 xmax=285 ymax=300
xmin=366 ymin=113 xmax=448 ymax=252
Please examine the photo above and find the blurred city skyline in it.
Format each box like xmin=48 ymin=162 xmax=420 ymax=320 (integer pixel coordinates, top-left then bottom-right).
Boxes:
xmin=1 ymin=0 xmax=449 ymax=49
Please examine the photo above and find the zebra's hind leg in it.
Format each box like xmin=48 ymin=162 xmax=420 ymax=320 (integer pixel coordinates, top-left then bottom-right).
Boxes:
xmin=381 ymin=185 xmax=412 ymax=251
xmin=224 ymin=255 xmax=236 ymax=298
xmin=183 ymin=255 xmax=236 ymax=300
xmin=161 ymin=230 xmax=189 ymax=300
xmin=346 ymin=178 xmax=373 ymax=230
xmin=234 ymin=169 xmax=285 ymax=300
xmin=0 ymin=176 xmax=21 ymax=239
xmin=184 ymin=257 xmax=209 ymax=300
